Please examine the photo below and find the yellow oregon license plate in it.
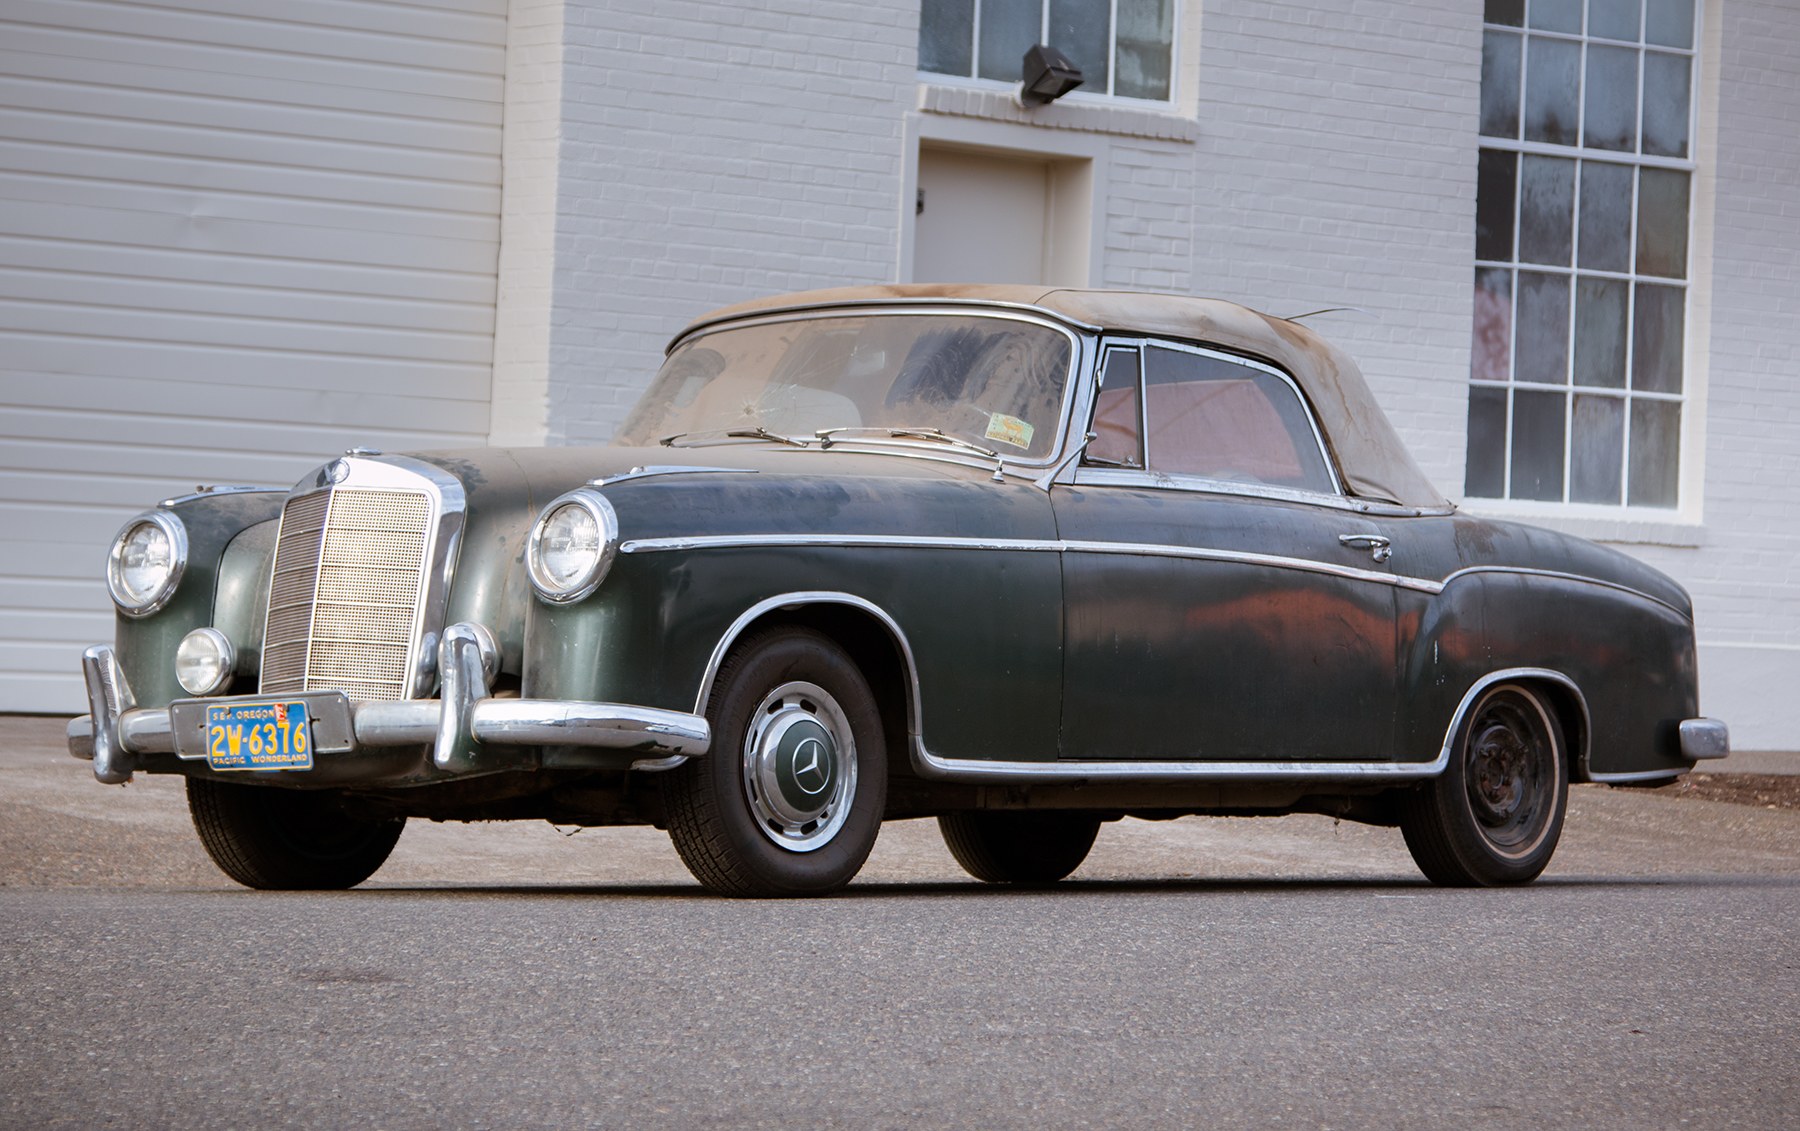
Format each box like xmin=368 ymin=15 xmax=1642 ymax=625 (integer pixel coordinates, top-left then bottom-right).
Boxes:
xmin=204 ymin=701 xmax=314 ymax=772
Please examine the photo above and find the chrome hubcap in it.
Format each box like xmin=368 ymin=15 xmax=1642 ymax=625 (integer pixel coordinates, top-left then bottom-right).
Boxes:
xmin=741 ymin=681 xmax=856 ymax=852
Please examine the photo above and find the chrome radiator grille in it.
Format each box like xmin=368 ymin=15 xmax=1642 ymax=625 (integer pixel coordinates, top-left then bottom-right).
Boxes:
xmin=261 ymin=485 xmax=435 ymax=702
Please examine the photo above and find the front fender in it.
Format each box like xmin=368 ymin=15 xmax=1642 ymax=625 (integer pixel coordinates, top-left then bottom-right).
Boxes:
xmin=520 ymin=472 xmax=1065 ymax=763
xmin=112 ymin=490 xmax=286 ymax=708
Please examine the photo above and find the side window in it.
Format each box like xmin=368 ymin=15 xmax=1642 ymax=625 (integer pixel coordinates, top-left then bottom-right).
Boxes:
xmin=1085 ymin=347 xmax=1143 ymax=467
xmin=1142 ymin=346 xmax=1336 ymax=495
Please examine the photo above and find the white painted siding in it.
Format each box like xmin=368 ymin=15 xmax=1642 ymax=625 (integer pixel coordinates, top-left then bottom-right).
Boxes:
xmin=0 ymin=0 xmax=506 ymax=712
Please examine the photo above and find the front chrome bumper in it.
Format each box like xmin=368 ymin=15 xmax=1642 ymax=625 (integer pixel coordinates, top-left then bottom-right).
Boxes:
xmin=67 ymin=622 xmax=711 ymax=785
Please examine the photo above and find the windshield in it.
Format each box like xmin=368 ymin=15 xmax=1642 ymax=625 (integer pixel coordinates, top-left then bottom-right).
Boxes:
xmin=615 ymin=311 xmax=1075 ymax=461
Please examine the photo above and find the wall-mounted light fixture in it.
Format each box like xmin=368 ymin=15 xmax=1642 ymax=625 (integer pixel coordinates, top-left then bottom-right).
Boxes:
xmin=1020 ymin=44 xmax=1084 ymax=106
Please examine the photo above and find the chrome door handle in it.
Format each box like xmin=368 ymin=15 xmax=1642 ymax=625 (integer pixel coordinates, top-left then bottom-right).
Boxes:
xmin=1338 ymin=533 xmax=1392 ymax=563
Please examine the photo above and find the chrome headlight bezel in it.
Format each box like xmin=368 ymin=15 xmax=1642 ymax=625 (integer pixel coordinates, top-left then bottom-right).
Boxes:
xmin=526 ymin=489 xmax=619 ymax=604
xmin=106 ymin=510 xmax=188 ymax=618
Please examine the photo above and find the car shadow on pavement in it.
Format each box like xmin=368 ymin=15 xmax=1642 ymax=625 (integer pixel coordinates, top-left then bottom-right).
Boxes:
xmin=341 ymin=871 xmax=1800 ymax=900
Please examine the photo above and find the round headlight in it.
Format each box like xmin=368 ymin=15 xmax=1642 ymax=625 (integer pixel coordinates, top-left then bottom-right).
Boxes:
xmin=527 ymin=491 xmax=618 ymax=603
xmin=176 ymin=627 xmax=237 ymax=696
xmin=106 ymin=511 xmax=187 ymax=616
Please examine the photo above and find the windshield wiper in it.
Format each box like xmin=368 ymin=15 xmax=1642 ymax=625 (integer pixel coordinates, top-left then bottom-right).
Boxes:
xmin=660 ymin=427 xmax=809 ymax=448
xmin=814 ymin=426 xmax=998 ymax=459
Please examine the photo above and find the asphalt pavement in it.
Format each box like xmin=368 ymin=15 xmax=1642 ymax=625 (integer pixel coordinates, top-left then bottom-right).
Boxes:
xmin=5 ymin=714 xmax=1799 ymax=1128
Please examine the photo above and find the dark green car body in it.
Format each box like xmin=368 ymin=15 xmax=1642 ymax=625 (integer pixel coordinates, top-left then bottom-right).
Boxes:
xmin=69 ymin=286 xmax=1725 ymax=891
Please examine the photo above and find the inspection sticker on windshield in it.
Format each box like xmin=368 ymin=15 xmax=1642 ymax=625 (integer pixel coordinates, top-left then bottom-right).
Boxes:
xmin=204 ymin=701 xmax=313 ymax=772
xmin=984 ymin=413 xmax=1034 ymax=449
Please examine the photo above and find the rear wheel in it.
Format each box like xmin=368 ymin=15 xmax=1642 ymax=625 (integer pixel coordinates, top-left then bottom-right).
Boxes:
xmin=662 ymin=627 xmax=886 ymax=897
xmin=1401 ymin=683 xmax=1568 ymax=886
xmin=938 ymin=811 xmax=1101 ymax=885
xmin=186 ymin=778 xmax=404 ymax=890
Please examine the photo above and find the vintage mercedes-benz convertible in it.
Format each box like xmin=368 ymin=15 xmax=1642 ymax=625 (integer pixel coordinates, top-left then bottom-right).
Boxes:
xmin=68 ymin=285 xmax=1728 ymax=895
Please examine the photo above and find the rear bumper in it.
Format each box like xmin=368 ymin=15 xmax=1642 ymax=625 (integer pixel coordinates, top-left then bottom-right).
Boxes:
xmin=1678 ymin=717 xmax=1730 ymax=761
xmin=67 ymin=622 xmax=710 ymax=785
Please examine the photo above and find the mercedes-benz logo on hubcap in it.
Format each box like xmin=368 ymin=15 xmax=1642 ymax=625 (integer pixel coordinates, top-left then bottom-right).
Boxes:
xmin=791 ymin=737 xmax=831 ymax=796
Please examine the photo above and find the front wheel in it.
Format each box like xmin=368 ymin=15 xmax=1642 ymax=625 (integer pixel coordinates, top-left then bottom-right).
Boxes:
xmin=1401 ymin=683 xmax=1568 ymax=886
xmin=938 ymin=811 xmax=1101 ymax=885
xmin=661 ymin=627 xmax=886 ymax=897
xmin=186 ymin=778 xmax=404 ymax=890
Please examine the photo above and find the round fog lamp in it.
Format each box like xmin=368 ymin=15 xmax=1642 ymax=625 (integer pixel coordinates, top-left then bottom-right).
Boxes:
xmin=176 ymin=628 xmax=236 ymax=696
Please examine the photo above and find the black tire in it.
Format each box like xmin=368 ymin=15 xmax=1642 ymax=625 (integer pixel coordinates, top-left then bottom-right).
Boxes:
xmin=661 ymin=627 xmax=886 ymax=897
xmin=938 ymin=811 xmax=1101 ymax=885
xmin=1401 ymin=683 xmax=1568 ymax=886
xmin=186 ymin=777 xmax=404 ymax=890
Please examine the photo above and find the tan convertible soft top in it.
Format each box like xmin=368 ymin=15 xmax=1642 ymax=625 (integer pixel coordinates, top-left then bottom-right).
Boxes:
xmin=678 ymin=284 xmax=1450 ymax=511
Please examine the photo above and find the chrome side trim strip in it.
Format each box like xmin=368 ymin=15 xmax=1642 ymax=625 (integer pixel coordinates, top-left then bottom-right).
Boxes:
xmin=627 ymin=533 xmax=1684 ymax=610
xmin=906 ymin=746 xmax=1445 ymax=784
xmin=1059 ymin=539 xmax=1442 ymax=593
xmin=1588 ymin=768 xmax=1684 ymax=784
xmin=624 ymin=533 xmax=1447 ymax=594
xmin=630 ymin=533 xmax=1066 ymax=556
xmin=1437 ymin=566 xmax=1687 ymax=617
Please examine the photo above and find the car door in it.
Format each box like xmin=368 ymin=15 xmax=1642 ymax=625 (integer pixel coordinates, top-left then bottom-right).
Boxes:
xmin=1054 ymin=340 xmax=1402 ymax=762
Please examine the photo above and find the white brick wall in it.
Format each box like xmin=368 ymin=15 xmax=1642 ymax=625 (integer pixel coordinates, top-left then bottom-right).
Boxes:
xmin=544 ymin=0 xmax=919 ymax=444
xmin=1184 ymin=0 xmax=1481 ymax=494
xmin=1625 ymin=0 xmax=1800 ymax=748
xmin=1102 ymin=141 xmax=1196 ymax=294
xmin=489 ymin=0 xmax=566 ymax=447
xmin=522 ymin=0 xmax=1800 ymax=746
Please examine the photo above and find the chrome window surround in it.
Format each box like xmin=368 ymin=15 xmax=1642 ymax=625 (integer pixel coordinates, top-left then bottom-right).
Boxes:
xmin=106 ymin=510 xmax=188 ymax=618
xmin=526 ymin=488 xmax=620 ymax=605
xmin=1070 ymin=465 xmax=1455 ymax=516
xmin=668 ymin=296 xmax=1103 ymax=351
xmin=692 ymin=591 xmax=1600 ymax=785
xmin=660 ymin=305 xmax=1095 ymax=472
xmin=260 ymin=455 xmax=465 ymax=702
xmin=1081 ymin=337 xmax=1344 ymax=497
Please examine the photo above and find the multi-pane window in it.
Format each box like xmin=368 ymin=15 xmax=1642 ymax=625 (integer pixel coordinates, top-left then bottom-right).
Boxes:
xmin=1466 ymin=0 xmax=1698 ymax=508
xmin=918 ymin=0 xmax=1175 ymax=102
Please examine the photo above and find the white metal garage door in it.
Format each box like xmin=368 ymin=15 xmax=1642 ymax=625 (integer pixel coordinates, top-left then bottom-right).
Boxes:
xmin=0 ymin=0 xmax=506 ymax=713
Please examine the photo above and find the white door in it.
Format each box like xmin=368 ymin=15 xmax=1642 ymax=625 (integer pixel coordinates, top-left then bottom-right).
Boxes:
xmin=0 ymin=0 xmax=508 ymax=712
xmin=914 ymin=147 xmax=1053 ymax=284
